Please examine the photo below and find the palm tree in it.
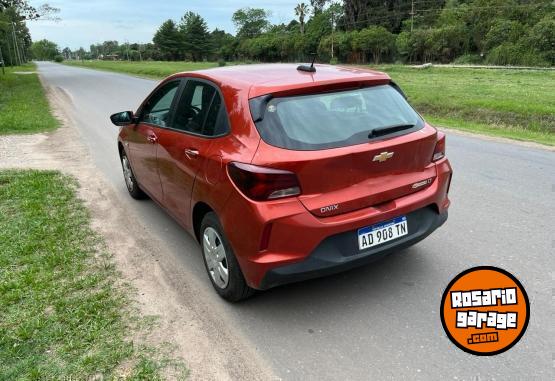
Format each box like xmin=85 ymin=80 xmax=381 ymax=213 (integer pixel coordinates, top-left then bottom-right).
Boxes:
xmin=295 ymin=3 xmax=309 ymax=35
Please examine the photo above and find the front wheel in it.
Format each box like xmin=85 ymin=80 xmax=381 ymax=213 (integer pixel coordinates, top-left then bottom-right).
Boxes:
xmin=200 ymin=212 xmax=254 ymax=302
xmin=120 ymin=151 xmax=147 ymax=199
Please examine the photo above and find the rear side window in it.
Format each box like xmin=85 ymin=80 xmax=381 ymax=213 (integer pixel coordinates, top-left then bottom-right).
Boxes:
xmin=173 ymin=80 xmax=229 ymax=137
xmin=250 ymin=85 xmax=424 ymax=150
xmin=203 ymin=92 xmax=227 ymax=136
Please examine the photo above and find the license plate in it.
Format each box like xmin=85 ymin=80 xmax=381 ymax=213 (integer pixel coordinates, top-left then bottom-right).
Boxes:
xmin=358 ymin=216 xmax=408 ymax=250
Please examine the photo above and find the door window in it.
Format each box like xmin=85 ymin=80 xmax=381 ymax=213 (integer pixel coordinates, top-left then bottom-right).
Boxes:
xmin=173 ymin=80 xmax=229 ymax=136
xmin=140 ymin=81 xmax=180 ymax=127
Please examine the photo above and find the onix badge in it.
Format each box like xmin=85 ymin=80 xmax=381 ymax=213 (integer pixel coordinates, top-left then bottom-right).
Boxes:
xmin=373 ymin=151 xmax=394 ymax=163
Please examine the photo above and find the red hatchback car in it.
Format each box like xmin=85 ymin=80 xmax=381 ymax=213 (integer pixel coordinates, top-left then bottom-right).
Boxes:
xmin=110 ymin=64 xmax=452 ymax=301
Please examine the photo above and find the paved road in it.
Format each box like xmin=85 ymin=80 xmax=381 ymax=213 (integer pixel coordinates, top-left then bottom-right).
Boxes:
xmin=37 ymin=62 xmax=554 ymax=380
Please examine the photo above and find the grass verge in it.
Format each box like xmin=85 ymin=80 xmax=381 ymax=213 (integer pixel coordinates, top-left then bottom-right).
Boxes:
xmin=0 ymin=64 xmax=59 ymax=135
xmin=375 ymin=65 xmax=555 ymax=146
xmin=64 ymin=60 xmax=219 ymax=79
xmin=63 ymin=60 xmax=555 ymax=146
xmin=0 ymin=170 xmax=186 ymax=380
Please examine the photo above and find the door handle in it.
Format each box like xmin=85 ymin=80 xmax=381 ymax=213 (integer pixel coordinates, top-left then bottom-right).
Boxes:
xmin=147 ymin=133 xmax=158 ymax=144
xmin=184 ymin=148 xmax=199 ymax=158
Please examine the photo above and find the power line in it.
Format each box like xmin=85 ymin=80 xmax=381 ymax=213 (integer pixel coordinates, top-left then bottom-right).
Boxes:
xmin=418 ymin=3 xmax=549 ymax=13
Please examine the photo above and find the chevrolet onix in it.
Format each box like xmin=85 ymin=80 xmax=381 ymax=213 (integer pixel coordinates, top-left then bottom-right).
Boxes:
xmin=110 ymin=64 xmax=452 ymax=301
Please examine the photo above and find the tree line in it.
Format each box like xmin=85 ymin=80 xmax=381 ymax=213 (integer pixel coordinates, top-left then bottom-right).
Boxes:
xmin=1 ymin=1 xmax=59 ymax=66
xmin=18 ymin=0 xmax=555 ymax=67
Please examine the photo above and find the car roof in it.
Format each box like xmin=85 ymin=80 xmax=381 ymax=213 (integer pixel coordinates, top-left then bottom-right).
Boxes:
xmin=170 ymin=63 xmax=391 ymax=99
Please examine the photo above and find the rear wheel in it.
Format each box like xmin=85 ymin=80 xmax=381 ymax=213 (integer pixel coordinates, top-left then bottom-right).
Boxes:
xmin=200 ymin=212 xmax=254 ymax=302
xmin=120 ymin=151 xmax=147 ymax=199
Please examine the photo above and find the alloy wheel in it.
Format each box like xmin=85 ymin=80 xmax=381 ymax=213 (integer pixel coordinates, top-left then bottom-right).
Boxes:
xmin=122 ymin=155 xmax=134 ymax=192
xmin=203 ymin=227 xmax=229 ymax=289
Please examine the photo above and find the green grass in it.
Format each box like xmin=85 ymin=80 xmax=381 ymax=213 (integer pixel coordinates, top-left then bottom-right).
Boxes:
xmin=0 ymin=170 xmax=186 ymax=380
xmin=0 ymin=64 xmax=59 ymax=135
xmin=64 ymin=60 xmax=555 ymax=146
xmin=375 ymin=65 xmax=555 ymax=145
xmin=64 ymin=60 xmax=219 ymax=79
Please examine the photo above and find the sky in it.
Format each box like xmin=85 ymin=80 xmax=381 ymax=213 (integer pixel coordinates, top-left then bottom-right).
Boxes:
xmin=27 ymin=0 xmax=301 ymax=50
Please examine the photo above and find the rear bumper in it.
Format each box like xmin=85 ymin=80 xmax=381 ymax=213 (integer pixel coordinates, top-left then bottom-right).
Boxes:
xmin=221 ymin=158 xmax=452 ymax=289
xmin=259 ymin=206 xmax=447 ymax=290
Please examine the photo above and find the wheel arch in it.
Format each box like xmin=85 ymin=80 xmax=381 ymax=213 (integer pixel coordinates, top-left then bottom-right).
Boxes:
xmin=193 ymin=201 xmax=214 ymax=242
xmin=117 ymin=141 xmax=125 ymax=158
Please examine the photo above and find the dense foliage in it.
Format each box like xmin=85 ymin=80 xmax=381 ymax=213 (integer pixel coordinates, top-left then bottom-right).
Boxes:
xmin=0 ymin=1 xmax=58 ymax=66
xmin=49 ymin=1 xmax=555 ymax=67
xmin=30 ymin=39 xmax=58 ymax=60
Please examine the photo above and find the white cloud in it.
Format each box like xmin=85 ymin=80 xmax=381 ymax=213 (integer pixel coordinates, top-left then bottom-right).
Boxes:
xmin=27 ymin=0 xmax=300 ymax=49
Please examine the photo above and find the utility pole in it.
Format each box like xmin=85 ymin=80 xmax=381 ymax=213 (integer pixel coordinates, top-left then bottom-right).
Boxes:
xmin=410 ymin=0 xmax=415 ymax=33
xmin=21 ymin=44 xmax=27 ymax=63
xmin=6 ymin=36 xmax=13 ymax=66
xmin=331 ymin=12 xmax=335 ymax=60
xmin=0 ymin=46 xmax=5 ymax=74
xmin=125 ymin=39 xmax=130 ymax=61
xmin=12 ymin=22 xmax=22 ymax=65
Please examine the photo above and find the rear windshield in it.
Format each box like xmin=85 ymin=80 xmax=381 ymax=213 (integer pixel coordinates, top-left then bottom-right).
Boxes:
xmin=250 ymin=84 xmax=424 ymax=150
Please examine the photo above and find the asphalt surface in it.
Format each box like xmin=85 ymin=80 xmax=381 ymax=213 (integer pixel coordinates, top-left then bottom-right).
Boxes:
xmin=37 ymin=62 xmax=554 ymax=380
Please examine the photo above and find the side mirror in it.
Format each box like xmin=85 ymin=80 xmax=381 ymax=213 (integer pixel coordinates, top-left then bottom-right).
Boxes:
xmin=110 ymin=111 xmax=136 ymax=126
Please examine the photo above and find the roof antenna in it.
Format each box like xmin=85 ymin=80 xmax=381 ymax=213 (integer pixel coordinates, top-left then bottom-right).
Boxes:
xmin=297 ymin=53 xmax=317 ymax=73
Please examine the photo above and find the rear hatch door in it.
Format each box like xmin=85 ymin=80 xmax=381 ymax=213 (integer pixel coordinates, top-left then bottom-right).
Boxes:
xmin=250 ymin=83 xmax=438 ymax=217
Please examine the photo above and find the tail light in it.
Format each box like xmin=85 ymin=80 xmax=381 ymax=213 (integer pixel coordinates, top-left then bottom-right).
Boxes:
xmin=227 ymin=162 xmax=301 ymax=201
xmin=432 ymin=131 xmax=446 ymax=162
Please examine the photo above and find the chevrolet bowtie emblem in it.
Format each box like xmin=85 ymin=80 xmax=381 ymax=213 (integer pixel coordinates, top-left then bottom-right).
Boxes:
xmin=373 ymin=151 xmax=394 ymax=163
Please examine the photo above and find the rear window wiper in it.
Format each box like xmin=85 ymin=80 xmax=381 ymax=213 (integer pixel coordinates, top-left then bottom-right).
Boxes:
xmin=368 ymin=124 xmax=415 ymax=139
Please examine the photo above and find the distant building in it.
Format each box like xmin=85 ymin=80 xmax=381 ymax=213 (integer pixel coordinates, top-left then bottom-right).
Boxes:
xmin=100 ymin=54 xmax=119 ymax=61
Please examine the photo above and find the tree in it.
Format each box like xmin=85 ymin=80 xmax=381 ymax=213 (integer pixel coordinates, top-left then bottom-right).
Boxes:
xmin=461 ymin=0 xmax=520 ymax=54
xmin=484 ymin=20 xmax=524 ymax=52
xmin=76 ymin=1 xmax=555 ymax=66
xmin=0 ymin=1 xmax=59 ymax=21
xmin=211 ymin=28 xmax=237 ymax=61
xmin=62 ymin=46 xmax=71 ymax=59
xmin=343 ymin=0 xmax=364 ymax=29
xmin=302 ymin=7 xmax=334 ymax=58
xmin=31 ymin=39 xmax=58 ymax=60
xmin=0 ymin=6 xmax=32 ymax=65
xmin=319 ymin=30 xmax=355 ymax=62
xmin=395 ymin=31 xmax=411 ymax=62
xmin=295 ymin=3 xmax=309 ymax=34
xmin=179 ymin=12 xmax=211 ymax=61
xmin=89 ymin=44 xmax=100 ymax=59
xmin=153 ymin=19 xmax=182 ymax=60
xmin=343 ymin=1 xmax=446 ymax=33
xmin=232 ymin=8 xmax=269 ymax=39
xmin=352 ymin=26 xmax=395 ymax=63
xmin=311 ymin=0 xmax=328 ymax=14
xmin=525 ymin=16 xmax=555 ymax=64
xmin=76 ymin=47 xmax=86 ymax=60
xmin=429 ymin=24 xmax=468 ymax=62
xmin=406 ymin=28 xmax=435 ymax=63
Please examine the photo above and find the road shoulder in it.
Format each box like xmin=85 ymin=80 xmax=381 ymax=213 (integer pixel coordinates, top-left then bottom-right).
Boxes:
xmin=438 ymin=127 xmax=555 ymax=152
xmin=0 ymin=74 xmax=275 ymax=380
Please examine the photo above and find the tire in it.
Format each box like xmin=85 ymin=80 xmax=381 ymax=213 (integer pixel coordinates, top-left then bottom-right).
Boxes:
xmin=200 ymin=212 xmax=254 ymax=302
xmin=120 ymin=150 xmax=147 ymax=200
